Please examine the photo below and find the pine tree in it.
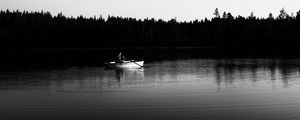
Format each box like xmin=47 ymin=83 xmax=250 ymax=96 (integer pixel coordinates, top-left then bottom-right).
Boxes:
xmin=297 ymin=10 xmax=300 ymax=20
xmin=249 ymin=12 xmax=256 ymax=19
xmin=213 ymin=8 xmax=220 ymax=18
xmin=222 ymin=12 xmax=227 ymax=19
xmin=268 ymin=12 xmax=274 ymax=20
xmin=278 ymin=8 xmax=288 ymax=19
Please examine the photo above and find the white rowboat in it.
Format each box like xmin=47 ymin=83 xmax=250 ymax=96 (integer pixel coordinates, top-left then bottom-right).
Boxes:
xmin=105 ymin=60 xmax=144 ymax=69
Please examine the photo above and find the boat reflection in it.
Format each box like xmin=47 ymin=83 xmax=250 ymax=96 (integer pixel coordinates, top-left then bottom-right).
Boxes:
xmin=114 ymin=68 xmax=145 ymax=84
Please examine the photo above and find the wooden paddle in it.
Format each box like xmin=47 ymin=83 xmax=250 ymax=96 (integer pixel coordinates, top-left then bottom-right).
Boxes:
xmin=130 ymin=60 xmax=143 ymax=67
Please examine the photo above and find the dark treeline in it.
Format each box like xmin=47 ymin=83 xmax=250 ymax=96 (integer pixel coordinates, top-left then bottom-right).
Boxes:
xmin=1 ymin=9 xmax=300 ymax=71
xmin=0 ymin=8 xmax=300 ymax=48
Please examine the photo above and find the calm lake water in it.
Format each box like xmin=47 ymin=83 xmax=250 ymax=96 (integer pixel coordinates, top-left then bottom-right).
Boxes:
xmin=1 ymin=59 xmax=300 ymax=120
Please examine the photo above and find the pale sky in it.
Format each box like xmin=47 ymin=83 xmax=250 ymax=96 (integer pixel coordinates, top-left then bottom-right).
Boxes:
xmin=0 ymin=0 xmax=299 ymax=21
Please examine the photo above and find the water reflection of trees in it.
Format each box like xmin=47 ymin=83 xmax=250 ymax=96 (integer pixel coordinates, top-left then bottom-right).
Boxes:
xmin=0 ymin=67 xmax=146 ymax=92
xmin=278 ymin=62 xmax=300 ymax=88
xmin=0 ymin=67 xmax=124 ymax=91
xmin=214 ymin=59 xmax=300 ymax=88
xmin=2 ymin=59 xmax=300 ymax=91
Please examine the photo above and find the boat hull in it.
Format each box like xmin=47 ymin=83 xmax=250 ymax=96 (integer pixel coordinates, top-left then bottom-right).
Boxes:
xmin=105 ymin=61 xmax=144 ymax=69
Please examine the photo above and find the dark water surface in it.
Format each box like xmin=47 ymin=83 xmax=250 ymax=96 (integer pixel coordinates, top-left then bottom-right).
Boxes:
xmin=1 ymin=59 xmax=300 ymax=120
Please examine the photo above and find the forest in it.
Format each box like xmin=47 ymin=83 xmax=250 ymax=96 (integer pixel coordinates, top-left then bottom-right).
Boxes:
xmin=0 ymin=8 xmax=300 ymax=49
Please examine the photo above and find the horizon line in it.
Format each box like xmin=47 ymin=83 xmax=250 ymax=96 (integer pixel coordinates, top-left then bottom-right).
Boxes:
xmin=1 ymin=8 xmax=299 ymax=22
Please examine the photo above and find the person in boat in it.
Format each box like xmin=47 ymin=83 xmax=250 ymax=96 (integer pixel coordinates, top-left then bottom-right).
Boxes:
xmin=117 ymin=52 xmax=125 ymax=63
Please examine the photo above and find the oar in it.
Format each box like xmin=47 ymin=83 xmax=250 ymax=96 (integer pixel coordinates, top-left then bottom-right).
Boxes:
xmin=130 ymin=60 xmax=143 ymax=67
